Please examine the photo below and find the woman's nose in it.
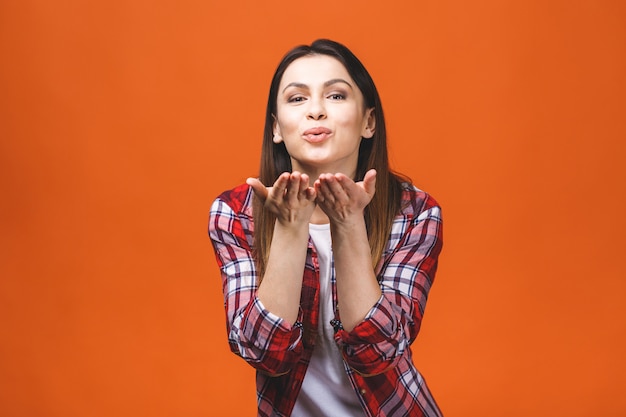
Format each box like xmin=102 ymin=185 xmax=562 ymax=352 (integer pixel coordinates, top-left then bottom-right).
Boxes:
xmin=306 ymin=98 xmax=326 ymax=120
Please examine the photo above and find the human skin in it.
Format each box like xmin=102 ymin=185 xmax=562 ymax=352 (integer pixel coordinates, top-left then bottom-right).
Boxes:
xmin=247 ymin=55 xmax=381 ymax=332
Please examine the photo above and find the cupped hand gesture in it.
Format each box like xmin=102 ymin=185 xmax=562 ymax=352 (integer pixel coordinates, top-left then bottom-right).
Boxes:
xmin=314 ymin=169 xmax=377 ymax=224
xmin=246 ymin=171 xmax=317 ymax=226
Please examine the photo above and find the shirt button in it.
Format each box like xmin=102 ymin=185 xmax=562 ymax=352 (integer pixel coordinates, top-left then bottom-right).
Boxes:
xmin=360 ymin=389 xmax=367 ymax=395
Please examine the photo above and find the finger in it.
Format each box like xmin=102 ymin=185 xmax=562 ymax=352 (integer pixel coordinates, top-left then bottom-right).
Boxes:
xmin=318 ymin=174 xmax=338 ymax=203
xmin=246 ymin=178 xmax=268 ymax=201
xmin=299 ymin=173 xmax=310 ymax=195
xmin=334 ymin=174 xmax=357 ymax=197
xmin=324 ymin=175 xmax=350 ymax=203
xmin=270 ymin=173 xmax=290 ymax=199
xmin=305 ymin=186 xmax=317 ymax=201
xmin=297 ymin=174 xmax=316 ymax=201
xmin=313 ymin=179 xmax=325 ymax=203
xmin=286 ymin=172 xmax=301 ymax=200
xmin=362 ymin=169 xmax=377 ymax=196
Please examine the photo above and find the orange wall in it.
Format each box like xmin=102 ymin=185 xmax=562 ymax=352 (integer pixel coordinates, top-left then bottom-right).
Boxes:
xmin=1 ymin=1 xmax=625 ymax=416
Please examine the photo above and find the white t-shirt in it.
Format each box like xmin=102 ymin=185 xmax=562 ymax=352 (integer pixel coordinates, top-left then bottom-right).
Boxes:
xmin=291 ymin=223 xmax=363 ymax=416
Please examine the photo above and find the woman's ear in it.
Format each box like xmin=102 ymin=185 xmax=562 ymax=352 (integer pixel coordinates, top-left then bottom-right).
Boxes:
xmin=272 ymin=115 xmax=283 ymax=143
xmin=362 ymin=108 xmax=376 ymax=139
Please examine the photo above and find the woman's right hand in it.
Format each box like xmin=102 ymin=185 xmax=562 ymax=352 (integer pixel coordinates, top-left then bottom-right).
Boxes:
xmin=246 ymin=171 xmax=317 ymax=226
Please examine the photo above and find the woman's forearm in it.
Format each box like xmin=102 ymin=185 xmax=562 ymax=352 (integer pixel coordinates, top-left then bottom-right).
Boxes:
xmin=248 ymin=172 xmax=317 ymax=326
xmin=257 ymin=221 xmax=310 ymax=325
xmin=331 ymin=216 xmax=382 ymax=332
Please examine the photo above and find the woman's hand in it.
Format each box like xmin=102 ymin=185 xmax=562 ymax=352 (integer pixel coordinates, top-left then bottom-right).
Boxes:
xmin=247 ymin=171 xmax=317 ymax=226
xmin=314 ymin=169 xmax=377 ymax=225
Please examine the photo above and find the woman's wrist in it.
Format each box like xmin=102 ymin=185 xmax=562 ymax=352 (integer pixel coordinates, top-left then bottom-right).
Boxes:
xmin=273 ymin=218 xmax=311 ymax=240
xmin=329 ymin=212 xmax=366 ymax=234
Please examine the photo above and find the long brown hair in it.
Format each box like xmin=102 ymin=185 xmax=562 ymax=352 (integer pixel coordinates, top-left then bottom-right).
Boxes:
xmin=254 ymin=39 xmax=407 ymax=276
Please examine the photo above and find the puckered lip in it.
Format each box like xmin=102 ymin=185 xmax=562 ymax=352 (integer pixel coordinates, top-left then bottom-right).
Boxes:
xmin=302 ymin=126 xmax=332 ymax=136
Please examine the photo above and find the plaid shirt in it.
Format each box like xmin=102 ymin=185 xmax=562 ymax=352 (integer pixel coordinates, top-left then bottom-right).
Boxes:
xmin=209 ymin=182 xmax=444 ymax=417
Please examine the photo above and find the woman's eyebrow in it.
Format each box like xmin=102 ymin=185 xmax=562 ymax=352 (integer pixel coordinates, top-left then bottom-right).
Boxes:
xmin=282 ymin=78 xmax=353 ymax=93
xmin=324 ymin=78 xmax=353 ymax=89
xmin=282 ymin=82 xmax=308 ymax=93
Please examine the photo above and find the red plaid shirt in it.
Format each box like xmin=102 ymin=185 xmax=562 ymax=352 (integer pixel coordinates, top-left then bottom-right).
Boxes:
xmin=209 ymin=183 xmax=444 ymax=417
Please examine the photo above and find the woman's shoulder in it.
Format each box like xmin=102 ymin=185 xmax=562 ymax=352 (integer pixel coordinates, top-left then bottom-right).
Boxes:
xmin=212 ymin=183 xmax=254 ymax=217
xmin=399 ymin=182 xmax=441 ymax=217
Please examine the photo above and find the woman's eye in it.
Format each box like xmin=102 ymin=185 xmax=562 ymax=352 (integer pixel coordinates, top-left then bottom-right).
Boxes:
xmin=328 ymin=93 xmax=345 ymax=100
xmin=288 ymin=96 xmax=306 ymax=103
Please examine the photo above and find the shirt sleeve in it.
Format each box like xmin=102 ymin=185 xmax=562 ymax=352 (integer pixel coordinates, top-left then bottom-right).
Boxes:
xmin=333 ymin=195 xmax=443 ymax=376
xmin=208 ymin=195 xmax=305 ymax=376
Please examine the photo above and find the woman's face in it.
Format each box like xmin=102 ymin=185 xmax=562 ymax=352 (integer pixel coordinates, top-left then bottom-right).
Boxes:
xmin=273 ymin=55 xmax=375 ymax=177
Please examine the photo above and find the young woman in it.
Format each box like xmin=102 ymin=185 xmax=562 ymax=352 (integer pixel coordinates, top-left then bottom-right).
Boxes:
xmin=209 ymin=39 xmax=444 ymax=417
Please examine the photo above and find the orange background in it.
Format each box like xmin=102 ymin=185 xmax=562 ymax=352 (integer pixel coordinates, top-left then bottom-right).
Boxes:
xmin=1 ymin=1 xmax=625 ymax=416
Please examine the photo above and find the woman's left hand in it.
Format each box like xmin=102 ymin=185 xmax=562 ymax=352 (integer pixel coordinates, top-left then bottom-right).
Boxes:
xmin=314 ymin=169 xmax=376 ymax=224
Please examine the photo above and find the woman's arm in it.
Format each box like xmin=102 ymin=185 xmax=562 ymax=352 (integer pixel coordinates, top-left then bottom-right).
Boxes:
xmin=316 ymin=174 xmax=443 ymax=375
xmin=247 ymin=171 xmax=317 ymax=325
xmin=315 ymin=170 xmax=381 ymax=332
xmin=208 ymin=173 xmax=316 ymax=375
